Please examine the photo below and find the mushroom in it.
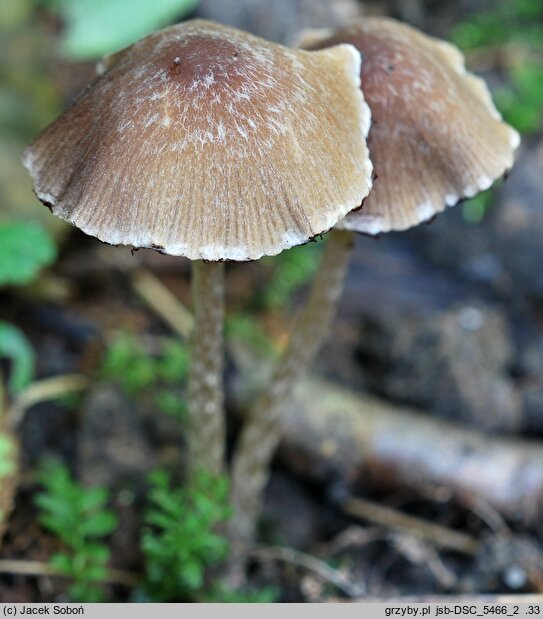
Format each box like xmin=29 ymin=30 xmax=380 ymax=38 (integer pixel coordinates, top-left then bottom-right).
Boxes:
xmin=22 ymin=20 xmax=373 ymax=478
xmin=230 ymin=17 xmax=520 ymax=542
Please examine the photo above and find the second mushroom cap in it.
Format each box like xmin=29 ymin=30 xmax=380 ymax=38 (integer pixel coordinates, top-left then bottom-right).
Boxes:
xmin=301 ymin=18 xmax=520 ymax=235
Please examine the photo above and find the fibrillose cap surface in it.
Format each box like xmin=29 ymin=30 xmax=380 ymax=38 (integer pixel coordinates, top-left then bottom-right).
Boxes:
xmin=23 ymin=20 xmax=373 ymax=261
xmin=301 ymin=18 xmax=520 ymax=235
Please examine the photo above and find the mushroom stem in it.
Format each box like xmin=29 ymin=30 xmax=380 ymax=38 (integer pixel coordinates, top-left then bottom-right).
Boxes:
xmin=187 ymin=260 xmax=226 ymax=478
xmin=229 ymin=228 xmax=355 ymax=542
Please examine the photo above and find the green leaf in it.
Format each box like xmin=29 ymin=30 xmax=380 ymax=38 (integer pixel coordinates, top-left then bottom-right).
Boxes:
xmin=262 ymin=241 xmax=323 ymax=309
xmin=225 ymin=314 xmax=276 ymax=358
xmin=58 ymin=0 xmax=200 ymax=60
xmin=50 ymin=552 xmax=74 ymax=575
xmin=84 ymin=564 xmax=109 ymax=582
xmin=0 ymin=221 xmax=56 ymax=286
xmin=155 ymin=389 xmax=186 ymax=419
xmin=462 ymin=189 xmax=494 ymax=224
xmin=84 ymin=543 xmax=110 ymax=564
xmin=449 ymin=0 xmax=543 ymax=136
xmin=157 ymin=342 xmax=189 ymax=384
xmin=101 ymin=333 xmax=157 ymax=395
xmin=79 ymin=487 xmax=109 ymax=511
xmin=81 ymin=512 xmax=119 ymax=538
xmin=35 ymin=493 xmax=74 ymax=524
xmin=180 ymin=560 xmax=204 ymax=590
xmin=0 ymin=322 xmax=34 ymax=394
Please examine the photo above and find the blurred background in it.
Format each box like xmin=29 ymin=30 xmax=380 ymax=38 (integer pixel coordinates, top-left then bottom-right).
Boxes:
xmin=1 ymin=0 xmax=543 ymax=603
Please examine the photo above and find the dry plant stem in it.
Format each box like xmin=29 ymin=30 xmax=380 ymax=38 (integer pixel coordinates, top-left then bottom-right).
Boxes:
xmin=7 ymin=374 xmax=89 ymax=428
xmin=0 ymin=559 xmax=138 ymax=588
xmin=230 ymin=229 xmax=355 ymax=542
xmin=248 ymin=544 xmax=365 ymax=598
xmin=341 ymin=495 xmax=478 ymax=555
xmin=131 ymin=269 xmax=194 ymax=339
xmin=187 ymin=260 xmax=226 ymax=478
xmin=267 ymin=377 xmax=543 ymax=526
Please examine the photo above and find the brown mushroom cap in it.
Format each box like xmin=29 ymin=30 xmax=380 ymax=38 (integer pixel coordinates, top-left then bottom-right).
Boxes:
xmin=301 ymin=18 xmax=520 ymax=235
xmin=23 ymin=20 xmax=373 ymax=260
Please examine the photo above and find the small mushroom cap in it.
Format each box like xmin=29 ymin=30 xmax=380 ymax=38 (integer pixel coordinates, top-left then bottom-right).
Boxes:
xmin=23 ymin=20 xmax=372 ymax=261
xmin=300 ymin=18 xmax=520 ymax=235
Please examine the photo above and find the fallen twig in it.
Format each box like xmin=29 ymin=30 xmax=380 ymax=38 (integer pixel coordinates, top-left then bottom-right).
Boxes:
xmin=0 ymin=559 xmax=138 ymax=588
xmin=322 ymin=525 xmax=387 ymax=556
xmin=131 ymin=269 xmax=193 ymax=339
xmin=8 ymin=375 xmax=89 ymax=428
xmin=235 ymin=376 xmax=543 ymax=526
xmin=341 ymin=496 xmax=478 ymax=556
xmin=390 ymin=534 xmax=458 ymax=590
xmin=248 ymin=544 xmax=365 ymax=598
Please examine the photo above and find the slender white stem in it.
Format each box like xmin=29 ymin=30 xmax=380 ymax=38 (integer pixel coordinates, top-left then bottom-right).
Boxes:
xmin=229 ymin=229 xmax=355 ymax=542
xmin=187 ymin=260 xmax=225 ymax=477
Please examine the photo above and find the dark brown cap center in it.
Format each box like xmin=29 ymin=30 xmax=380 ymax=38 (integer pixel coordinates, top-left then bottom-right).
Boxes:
xmin=160 ymin=36 xmax=248 ymax=93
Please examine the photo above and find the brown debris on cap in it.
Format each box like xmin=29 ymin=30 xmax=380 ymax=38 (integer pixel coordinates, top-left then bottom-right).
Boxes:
xmin=301 ymin=18 xmax=520 ymax=235
xmin=23 ymin=20 xmax=373 ymax=261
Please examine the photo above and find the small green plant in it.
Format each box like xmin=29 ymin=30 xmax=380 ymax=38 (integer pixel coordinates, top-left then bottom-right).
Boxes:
xmin=262 ymin=241 xmax=323 ymax=309
xmin=0 ymin=220 xmax=56 ymax=542
xmin=495 ymin=64 xmax=543 ymax=134
xmin=101 ymin=333 xmax=156 ymax=395
xmin=225 ymin=314 xmax=277 ymax=358
xmin=101 ymin=333 xmax=189 ymax=418
xmin=225 ymin=241 xmax=325 ymax=360
xmin=452 ymin=0 xmax=543 ymax=222
xmin=41 ymin=0 xmax=200 ymax=60
xmin=451 ymin=0 xmax=543 ymax=134
xmin=0 ymin=322 xmax=34 ymax=396
xmin=141 ymin=469 xmax=230 ymax=601
xmin=0 ymin=219 xmax=55 ymax=396
xmin=462 ymin=188 xmax=494 ymax=224
xmin=451 ymin=0 xmax=543 ymax=49
xmin=0 ymin=221 xmax=56 ymax=287
xmin=35 ymin=460 xmax=119 ymax=602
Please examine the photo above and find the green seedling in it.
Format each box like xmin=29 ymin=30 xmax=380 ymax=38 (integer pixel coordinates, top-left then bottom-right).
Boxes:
xmin=140 ymin=469 xmax=230 ymax=601
xmin=101 ymin=334 xmax=188 ymax=419
xmin=35 ymin=460 xmax=119 ymax=602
